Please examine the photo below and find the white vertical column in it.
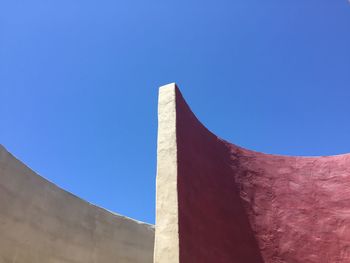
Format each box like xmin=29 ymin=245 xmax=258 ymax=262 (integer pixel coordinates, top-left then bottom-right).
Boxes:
xmin=154 ymin=83 xmax=179 ymax=263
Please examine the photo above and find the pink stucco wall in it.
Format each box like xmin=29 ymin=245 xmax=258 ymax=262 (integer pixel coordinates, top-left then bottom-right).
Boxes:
xmin=176 ymin=88 xmax=263 ymax=262
xmin=174 ymin=86 xmax=350 ymax=263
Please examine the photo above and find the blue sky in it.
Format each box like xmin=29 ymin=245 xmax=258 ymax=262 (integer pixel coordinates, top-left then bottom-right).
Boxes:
xmin=1 ymin=1 xmax=349 ymax=224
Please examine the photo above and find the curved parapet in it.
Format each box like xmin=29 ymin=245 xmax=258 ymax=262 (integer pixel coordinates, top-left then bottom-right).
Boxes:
xmin=0 ymin=145 xmax=154 ymax=263
xmin=155 ymin=83 xmax=350 ymax=263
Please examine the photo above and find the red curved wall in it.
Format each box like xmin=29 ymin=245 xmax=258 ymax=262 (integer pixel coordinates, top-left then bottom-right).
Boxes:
xmin=176 ymin=88 xmax=264 ymax=262
xmin=174 ymin=86 xmax=350 ymax=263
xmin=229 ymin=146 xmax=350 ymax=262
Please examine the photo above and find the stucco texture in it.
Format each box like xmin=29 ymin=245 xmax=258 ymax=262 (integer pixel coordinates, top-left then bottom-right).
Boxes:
xmin=2 ymin=84 xmax=350 ymax=263
xmin=155 ymin=84 xmax=350 ymax=263
xmin=0 ymin=145 xmax=154 ymax=263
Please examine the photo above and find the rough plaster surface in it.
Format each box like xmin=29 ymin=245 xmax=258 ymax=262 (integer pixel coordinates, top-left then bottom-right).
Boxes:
xmin=0 ymin=145 xmax=154 ymax=263
xmin=230 ymin=146 xmax=350 ymax=263
xmin=154 ymin=84 xmax=179 ymax=263
xmin=155 ymin=84 xmax=350 ymax=263
xmin=175 ymin=87 xmax=263 ymax=263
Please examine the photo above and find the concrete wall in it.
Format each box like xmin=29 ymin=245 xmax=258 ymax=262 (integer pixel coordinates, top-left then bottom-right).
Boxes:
xmin=155 ymin=84 xmax=263 ymax=263
xmin=154 ymin=85 xmax=179 ymax=263
xmin=0 ymin=145 xmax=154 ymax=263
xmin=175 ymin=86 xmax=263 ymax=263
xmin=230 ymin=142 xmax=350 ymax=262
xmin=155 ymin=83 xmax=350 ymax=263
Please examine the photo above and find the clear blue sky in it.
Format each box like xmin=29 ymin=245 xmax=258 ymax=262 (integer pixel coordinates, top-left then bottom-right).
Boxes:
xmin=1 ymin=1 xmax=349 ymax=224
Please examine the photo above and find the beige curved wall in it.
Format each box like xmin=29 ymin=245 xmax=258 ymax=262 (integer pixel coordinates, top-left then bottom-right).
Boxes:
xmin=0 ymin=145 xmax=154 ymax=263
